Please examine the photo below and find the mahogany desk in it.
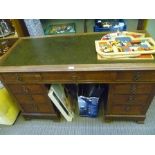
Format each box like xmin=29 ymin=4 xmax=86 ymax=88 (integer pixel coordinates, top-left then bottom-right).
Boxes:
xmin=0 ymin=33 xmax=155 ymax=123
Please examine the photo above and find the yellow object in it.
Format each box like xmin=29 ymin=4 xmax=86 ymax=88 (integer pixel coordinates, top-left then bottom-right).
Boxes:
xmin=0 ymin=87 xmax=20 ymax=125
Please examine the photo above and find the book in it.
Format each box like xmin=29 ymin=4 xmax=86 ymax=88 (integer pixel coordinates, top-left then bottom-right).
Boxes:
xmin=48 ymin=84 xmax=74 ymax=122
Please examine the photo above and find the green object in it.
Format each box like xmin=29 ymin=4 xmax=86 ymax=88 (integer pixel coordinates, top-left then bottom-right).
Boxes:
xmin=44 ymin=23 xmax=76 ymax=35
xmin=0 ymin=33 xmax=154 ymax=67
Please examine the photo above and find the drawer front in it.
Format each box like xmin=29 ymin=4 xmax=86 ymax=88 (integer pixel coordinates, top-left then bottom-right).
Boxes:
xmin=1 ymin=73 xmax=19 ymax=83
xmin=29 ymin=95 xmax=55 ymax=113
xmin=110 ymin=94 xmax=149 ymax=106
xmin=25 ymin=84 xmax=48 ymax=94
xmin=19 ymin=73 xmax=42 ymax=82
xmin=116 ymin=71 xmax=155 ymax=82
xmin=41 ymin=72 xmax=76 ymax=82
xmin=31 ymin=94 xmax=51 ymax=104
xmin=7 ymin=84 xmax=48 ymax=94
xmin=20 ymin=103 xmax=55 ymax=113
xmin=20 ymin=104 xmax=37 ymax=113
xmin=1 ymin=73 xmax=42 ymax=83
xmin=7 ymin=84 xmax=26 ymax=94
xmin=15 ymin=94 xmax=56 ymax=113
xmin=15 ymin=94 xmax=34 ymax=104
xmin=42 ymin=71 xmax=116 ymax=83
xmin=36 ymin=104 xmax=55 ymax=113
xmin=109 ymin=105 xmax=144 ymax=115
xmin=76 ymin=71 xmax=116 ymax=82
xmin=111 ymin=84 xmax=154 ymax=94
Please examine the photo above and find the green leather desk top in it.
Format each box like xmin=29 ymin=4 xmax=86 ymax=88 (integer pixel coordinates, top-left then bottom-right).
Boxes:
xmin=0 ymin=33 xmax=155 ymax=72
xmin=1 ymin=33 xmax=154 ymax=66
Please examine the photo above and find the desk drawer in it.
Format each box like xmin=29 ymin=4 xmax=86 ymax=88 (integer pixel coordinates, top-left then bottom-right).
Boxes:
xmin=110 ymin=94 xmax=149 ymax=106
xmin=2 ymin=71 xmax=116 ymax=83
xmin=31 ymin=94 xmax=51 ymax=105
xmin=7 ymin=84 xmax=48 ymax=94
xmin=18 ymin=73 xmax=42 ymax=82
xmin=15 ymin=94 xmax=34 ymax=104
xmin=20 ymin=104 xmax=37 ymax=113
xmin=76 ymin=71 xmax=116 ymax=82
xmin=1 ymin=73 xmax=19 ymax=83
xmin=20 ymin=103 xmax=55 ymax=113
xmin=15 ymin=94 xmax=56 ymax=113
xmin=111 ymin=84 xmax=154 ymax=94
xmin=41 ymin=71 xmax=116 ymax=83
xmin=41 ymin=72 xmax=76 ymax=82
xmin=109 ymin=105 xmax=144 ymax=115
xmin=1 ymin=73 xmax=42 ymax=83
xmin=25 ymin=84 xmax=48 ymax=94
xmin=116 ymin=71 xmax=155 ymax=82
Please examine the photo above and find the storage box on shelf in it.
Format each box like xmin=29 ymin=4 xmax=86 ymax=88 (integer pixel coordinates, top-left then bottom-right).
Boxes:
xmin=94 ymin=19 xmax=127 ymax=32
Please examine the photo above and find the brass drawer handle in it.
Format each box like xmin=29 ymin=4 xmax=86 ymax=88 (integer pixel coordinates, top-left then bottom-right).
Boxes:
xmin=72 ymin=75 xmax=77 ymax=80
xmin=22 ymin=86 xmax=29 ymax=93
xmin=130 ymin=89 xmax=136 ymax=94
xmin=124 ymin=106 xmax=130 ymax=112
xmin=130 ymin=85 xmax=137 ymax=92
xmin=128 ymin=96 xmax=135 ymax=101
xmin=34 ymin=74 xmax=42 ymax=79
xmin=133 ymin=71 xmax=141 ymax=81
xmin=16 ymin=74 xmax=23 ymax=82
xmin=127 ymin=95 xmax=135 ymax=104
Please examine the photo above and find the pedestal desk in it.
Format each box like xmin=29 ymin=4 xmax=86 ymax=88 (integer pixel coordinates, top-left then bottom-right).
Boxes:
xmin=0 ymin=33 xmax=155 ymax=123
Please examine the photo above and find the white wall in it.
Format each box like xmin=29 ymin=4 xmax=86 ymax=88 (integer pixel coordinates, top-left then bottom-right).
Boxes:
xmin=146 ymin=19 xmax=155 ymax=39
xmin=124 ymin=19 xmax=138 ymax=31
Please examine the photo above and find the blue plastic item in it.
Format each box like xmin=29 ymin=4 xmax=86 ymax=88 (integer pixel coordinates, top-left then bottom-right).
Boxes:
xmin=78 ymin=96 xmax=99 ymax=117
xmin=94 ymin=19 xmax=127 ymax=32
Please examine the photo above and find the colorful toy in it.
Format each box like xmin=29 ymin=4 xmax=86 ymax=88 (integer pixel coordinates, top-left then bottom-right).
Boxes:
xmin=95 ymin=37 xmax=155 ymax=58
xmin=101 ymin=31 xmax=145 ymax=40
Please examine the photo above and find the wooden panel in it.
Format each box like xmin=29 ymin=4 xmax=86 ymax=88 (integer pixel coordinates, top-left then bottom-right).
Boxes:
xmin=109 ymin=105 xmax=144 ymax=115
xmin=25 ymin=84 xmax=48 ymax=94
xmin=36 ymin=104 xmax=55 ymax=113
xmin=76 ymin=71 xmax=116 ymax=82
xmin=1 ymin=73 xmax=43 ymax=83
xmin=15 ymin=94 xmax=56 ymax=114
xmin=19 ymin=73 xmax=42 ymax=82
xmin=111 ymin=84 xmax=154 ymax=94
xmin=32 ymin=94 xmax=51 ymax=104
xmin=116 ymin=71 xmax=155 ymax=82
xmin=41 ymin=72 xmax=75 ymax=82
xmin=137 ymin=19 xmax=147 ymax=30
xmin=110 ymin=94 xmax=149 ymax=106
xmin=7 ymin=84 xmax=26 ymax=94
xmin=20 ymin=104 xmax=37 ymax=113
xmin=31 ymin=94 xmax=56 ymax=113
xmin=6 ymin=84 xmax=48 ymax=94
xmin=11 ymin=19 xmax=29 ymax=37
xmin=15 ymin=94 xmax=33 ymax=104
xmin=2 ymin=73 xmax=19 ymax=83
xmin=41 ymin=71 xmax=116 ymax=83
